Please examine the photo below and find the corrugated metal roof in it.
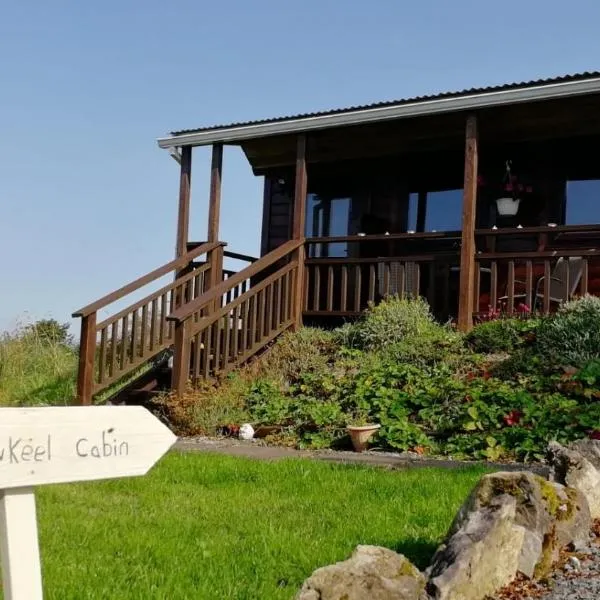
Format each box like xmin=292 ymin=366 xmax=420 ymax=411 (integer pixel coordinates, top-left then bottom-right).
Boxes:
xmin=170 ymin=71 xmax=600 ymax=136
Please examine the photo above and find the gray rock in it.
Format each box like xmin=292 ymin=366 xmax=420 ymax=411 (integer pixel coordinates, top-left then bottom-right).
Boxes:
xmin=570 ymin=439 xmax=600 ymax=470
xmin=428 ymin=495 xmax=525 ymax=600
xmin=548 ymin=441 xmax=600 ymax=519
xmin=296 ymin=545 xmax=427 ymax=600
xmin=427 ymin=471 xmax=591 ymax=600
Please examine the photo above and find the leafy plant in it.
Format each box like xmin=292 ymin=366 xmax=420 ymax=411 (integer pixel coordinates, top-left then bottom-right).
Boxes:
xmin=466 ymin=318 xmax=539 ymax=354
xmin=536 ymin=295 xmax=600 ymax=367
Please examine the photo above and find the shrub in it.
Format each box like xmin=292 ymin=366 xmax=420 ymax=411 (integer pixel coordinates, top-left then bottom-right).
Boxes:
xmin=349 ymin=296 xmax=448 ymax=351
xmin=536 ymin=295 xmax=600 ymax=367
xmin=466 ymin=318 xmax=540 ymax=354
xmin=258 ymin=327 xmax=339 ymax=383
xmin=158 ymin=372 xmax=254 ymax=436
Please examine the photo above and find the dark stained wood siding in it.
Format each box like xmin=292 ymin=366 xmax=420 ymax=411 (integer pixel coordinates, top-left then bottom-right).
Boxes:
xmin=260 ymin=173 xmax=293 ymax=257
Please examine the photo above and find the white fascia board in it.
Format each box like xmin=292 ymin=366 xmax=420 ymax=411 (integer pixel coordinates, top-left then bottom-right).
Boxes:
xmin=157 ymin=77 xmax=600 ymax=149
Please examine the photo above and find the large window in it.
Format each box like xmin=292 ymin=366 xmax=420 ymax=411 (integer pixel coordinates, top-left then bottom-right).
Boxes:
xmin=425 ymin=189 xmax=463 ymax=231
xmin=566 ymin=180 xmax=600 ymax=225
xmin=305 ymin=194 xmax=350 ymax=257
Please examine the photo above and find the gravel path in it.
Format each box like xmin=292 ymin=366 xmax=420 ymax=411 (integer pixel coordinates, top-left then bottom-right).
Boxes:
xmin=534 ymin=545 xmax=600 ymax=600
xmin=174 ymin=435 xmax=550 ymax=475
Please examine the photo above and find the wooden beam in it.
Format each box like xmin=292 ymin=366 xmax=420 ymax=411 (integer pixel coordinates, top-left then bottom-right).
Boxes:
xmin=175 ymin=146 xmax=192 ymax=258
xmin=291 ymin=134 xmax=307 ymax=329
xmin=457 ymin=115 xmax=479 ymax=332
xmin=207 ymin=143 xmax=223 ymax=242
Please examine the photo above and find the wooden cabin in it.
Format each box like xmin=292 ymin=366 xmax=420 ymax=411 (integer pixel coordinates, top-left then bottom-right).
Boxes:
xmin=73 ymin=71 xmax=600 ymax=404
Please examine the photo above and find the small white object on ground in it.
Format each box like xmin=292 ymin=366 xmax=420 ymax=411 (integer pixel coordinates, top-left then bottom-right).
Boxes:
xmin=239 ymin=424 xmax=255 ymax=440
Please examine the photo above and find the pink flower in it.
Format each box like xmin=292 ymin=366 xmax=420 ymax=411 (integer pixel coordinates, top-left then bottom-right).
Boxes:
xmin=516 ymin=303 xmax=531 ymax=314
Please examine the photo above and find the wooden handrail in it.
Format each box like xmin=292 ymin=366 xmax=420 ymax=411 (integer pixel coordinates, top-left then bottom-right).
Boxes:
xmin=223 ymin=250 xmax=258 ymax=263
xmin=305 ymin=252 xmax=460 ymax=265
xmin=306 ymin=231 xmax=461 ymax=244
xmin=168 ymin=239 xmax=302 ymax=324
xmin=475 ymin=224 xmax=600 ymax=236
xmin=96 ymin=262 xmax=212 ymax=330
xmin=73 ymin=241 xmax=224 ymax=317
xmin=191 ymin=262 xmax=297 ymax=334
xmin=477 ymin=249 xmax=599 ymax=260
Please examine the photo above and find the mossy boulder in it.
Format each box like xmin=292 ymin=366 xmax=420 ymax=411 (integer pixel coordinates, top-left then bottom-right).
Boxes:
xmin=296 ymin=545 xmax=427 ymax=600
xmin=548 ymin=440 xmax=600 ymax=519
xmin=427 ymin=471 xmax=590 ymax=600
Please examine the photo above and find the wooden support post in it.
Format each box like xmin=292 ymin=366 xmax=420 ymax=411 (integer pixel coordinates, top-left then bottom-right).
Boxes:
xmin=207 ymin=143 xmax=223 ymax=243
xmin=0 ymin=488 xmax=43 ymax=600
xmin=291 ymin=134 xmax=307 ymax=330
xmin=457 ymin=115 xmax=479 ymax=332
xmin=76 ymin=312 xmax=96 ymax=405
xmin=206 ymin=145 xmax=224 ymax=312
xmin=175 ymin=146 xmax=192 ymax=260
xmin=171 ymin=319 xmax=191 ymax=397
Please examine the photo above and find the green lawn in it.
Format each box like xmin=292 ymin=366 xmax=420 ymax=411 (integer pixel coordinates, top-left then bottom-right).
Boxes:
xmin=31 ymin=453 xmax=487 ymax=600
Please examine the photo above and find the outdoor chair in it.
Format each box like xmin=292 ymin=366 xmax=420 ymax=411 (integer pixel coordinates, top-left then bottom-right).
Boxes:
xmin=498 ymin=256 xmax=584 ymax=310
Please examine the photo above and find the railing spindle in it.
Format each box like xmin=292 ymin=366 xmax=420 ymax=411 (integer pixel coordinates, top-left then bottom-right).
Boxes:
xmin=490 ymin=262 xmax=498 ymax=309
xmin=98 ymin=327 xmax=108 ymax=385
xmin=368 ymin=265 xmax=375 ymax=303
xmin=109 ymin=320 xmax=118 ymax=378
xmin=543 ymin=260 xmax=551 ymax=314
xmin=120 ymin=315 xmax=128 ymax=370
xmin=354 ymin=265 xmax=361 ymax=312
xmin=313 ymin=266 xmax=320 ymax=311
xmin=341 ymin=266 xmax=348 ymax=312
xmin=525 ymin=261 xmax=533 ymax=310
xmin=581 ymin=259 xmax=589 ymax=296
xmin=507 ymin=261 xmax=515 ymax=314
xmin=326 ymin=266 xmax=334 ymax=311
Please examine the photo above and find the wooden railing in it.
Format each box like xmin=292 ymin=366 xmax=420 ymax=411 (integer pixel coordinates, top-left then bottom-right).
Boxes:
xmin=72 ymin=241 xmax=224 ymax=404
xmin=304 ymin=233 xmax=461 ymax=320
xmin=167 ymin=240 xmax=302 ymax=394
xmin=475 ymin=249 xmax=600 ymax=316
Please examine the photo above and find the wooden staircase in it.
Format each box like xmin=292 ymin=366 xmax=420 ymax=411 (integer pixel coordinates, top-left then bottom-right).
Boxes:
xmin=72 ymin=240 xmax=303 ymax=404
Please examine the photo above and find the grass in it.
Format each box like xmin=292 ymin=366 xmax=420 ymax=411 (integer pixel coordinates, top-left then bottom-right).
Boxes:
xmin=30 ymin=452 xmax=488 ymax=600
xmin=0 ymin=329 xmax=77 ymax=406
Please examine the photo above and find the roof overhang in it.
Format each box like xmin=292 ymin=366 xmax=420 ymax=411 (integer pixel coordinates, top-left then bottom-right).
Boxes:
xmin=157 ymin=76 xmax=600 ymax=150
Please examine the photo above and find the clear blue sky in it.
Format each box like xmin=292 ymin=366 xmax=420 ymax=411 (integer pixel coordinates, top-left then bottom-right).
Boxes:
xmin=1 ymin=0 xmax=600 ymax=333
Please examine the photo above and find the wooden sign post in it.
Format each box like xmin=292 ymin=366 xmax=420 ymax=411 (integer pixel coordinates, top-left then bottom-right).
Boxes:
xmin=0 ymin=406 xmax=177 ymax=600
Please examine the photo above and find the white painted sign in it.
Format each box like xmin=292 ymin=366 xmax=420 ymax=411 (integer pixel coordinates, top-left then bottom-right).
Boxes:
xmin=0 ymin=406 xmax=177 ymax=599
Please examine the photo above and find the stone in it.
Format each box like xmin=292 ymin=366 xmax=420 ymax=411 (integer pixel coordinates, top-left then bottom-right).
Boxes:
xmin=426 ymin=471 xmax=591 ymax=600
xmin=570 ymin=439 xmax=600 ymax=470
xmin=427 ymin=495 xmax=525 ymax=600
xmin=296 ymin=545 xmax=427 ymax=600
xmin=548 ymin=441 xmax=600 ymax=519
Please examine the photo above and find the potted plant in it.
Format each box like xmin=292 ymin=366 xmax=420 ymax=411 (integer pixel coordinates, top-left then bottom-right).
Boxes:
xmin=494 ymin=160 xmax=533 ymax=217
xmin=346 ymin=410 xmax=380 ymax=452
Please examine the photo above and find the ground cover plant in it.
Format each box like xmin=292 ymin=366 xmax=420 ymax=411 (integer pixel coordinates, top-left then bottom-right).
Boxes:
xmin=33 ymin=452 xmax=486 ymax=600
xmin=166 ymin=295 xmax=600 ymax=462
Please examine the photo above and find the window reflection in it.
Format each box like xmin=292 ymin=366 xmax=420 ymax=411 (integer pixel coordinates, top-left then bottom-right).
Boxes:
xmin=425 ymin=189 xmax=463 ymax=232
xmin=566 ymin=180 xmax=600 ymax=225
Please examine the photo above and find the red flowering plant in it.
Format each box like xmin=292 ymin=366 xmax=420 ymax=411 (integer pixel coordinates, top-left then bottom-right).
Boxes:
xmin=477 ymin=160 xmax=534 ymax=198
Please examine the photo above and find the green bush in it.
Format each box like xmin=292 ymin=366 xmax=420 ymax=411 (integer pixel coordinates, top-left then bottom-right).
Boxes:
xmin=466 ymin=318 xmax=539 ymax=354
xmin=260 ymin=327 xmax=339 ymax=383
xmin=536 ymin=295 xmax=600 ymax=367
xmin=348 ymin=296 xmax=454 ymax=351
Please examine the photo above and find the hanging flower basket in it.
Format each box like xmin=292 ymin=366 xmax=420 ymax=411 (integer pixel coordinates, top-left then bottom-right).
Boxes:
xmin=496 ymin=196 xmax=521 ymax=216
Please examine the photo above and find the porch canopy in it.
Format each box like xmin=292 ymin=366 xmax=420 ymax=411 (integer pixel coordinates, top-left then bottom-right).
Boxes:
xmin=158 ymin=72 xmax=600 ymax=172
xmin=157 ymin=72 xmax=600 ymax=330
